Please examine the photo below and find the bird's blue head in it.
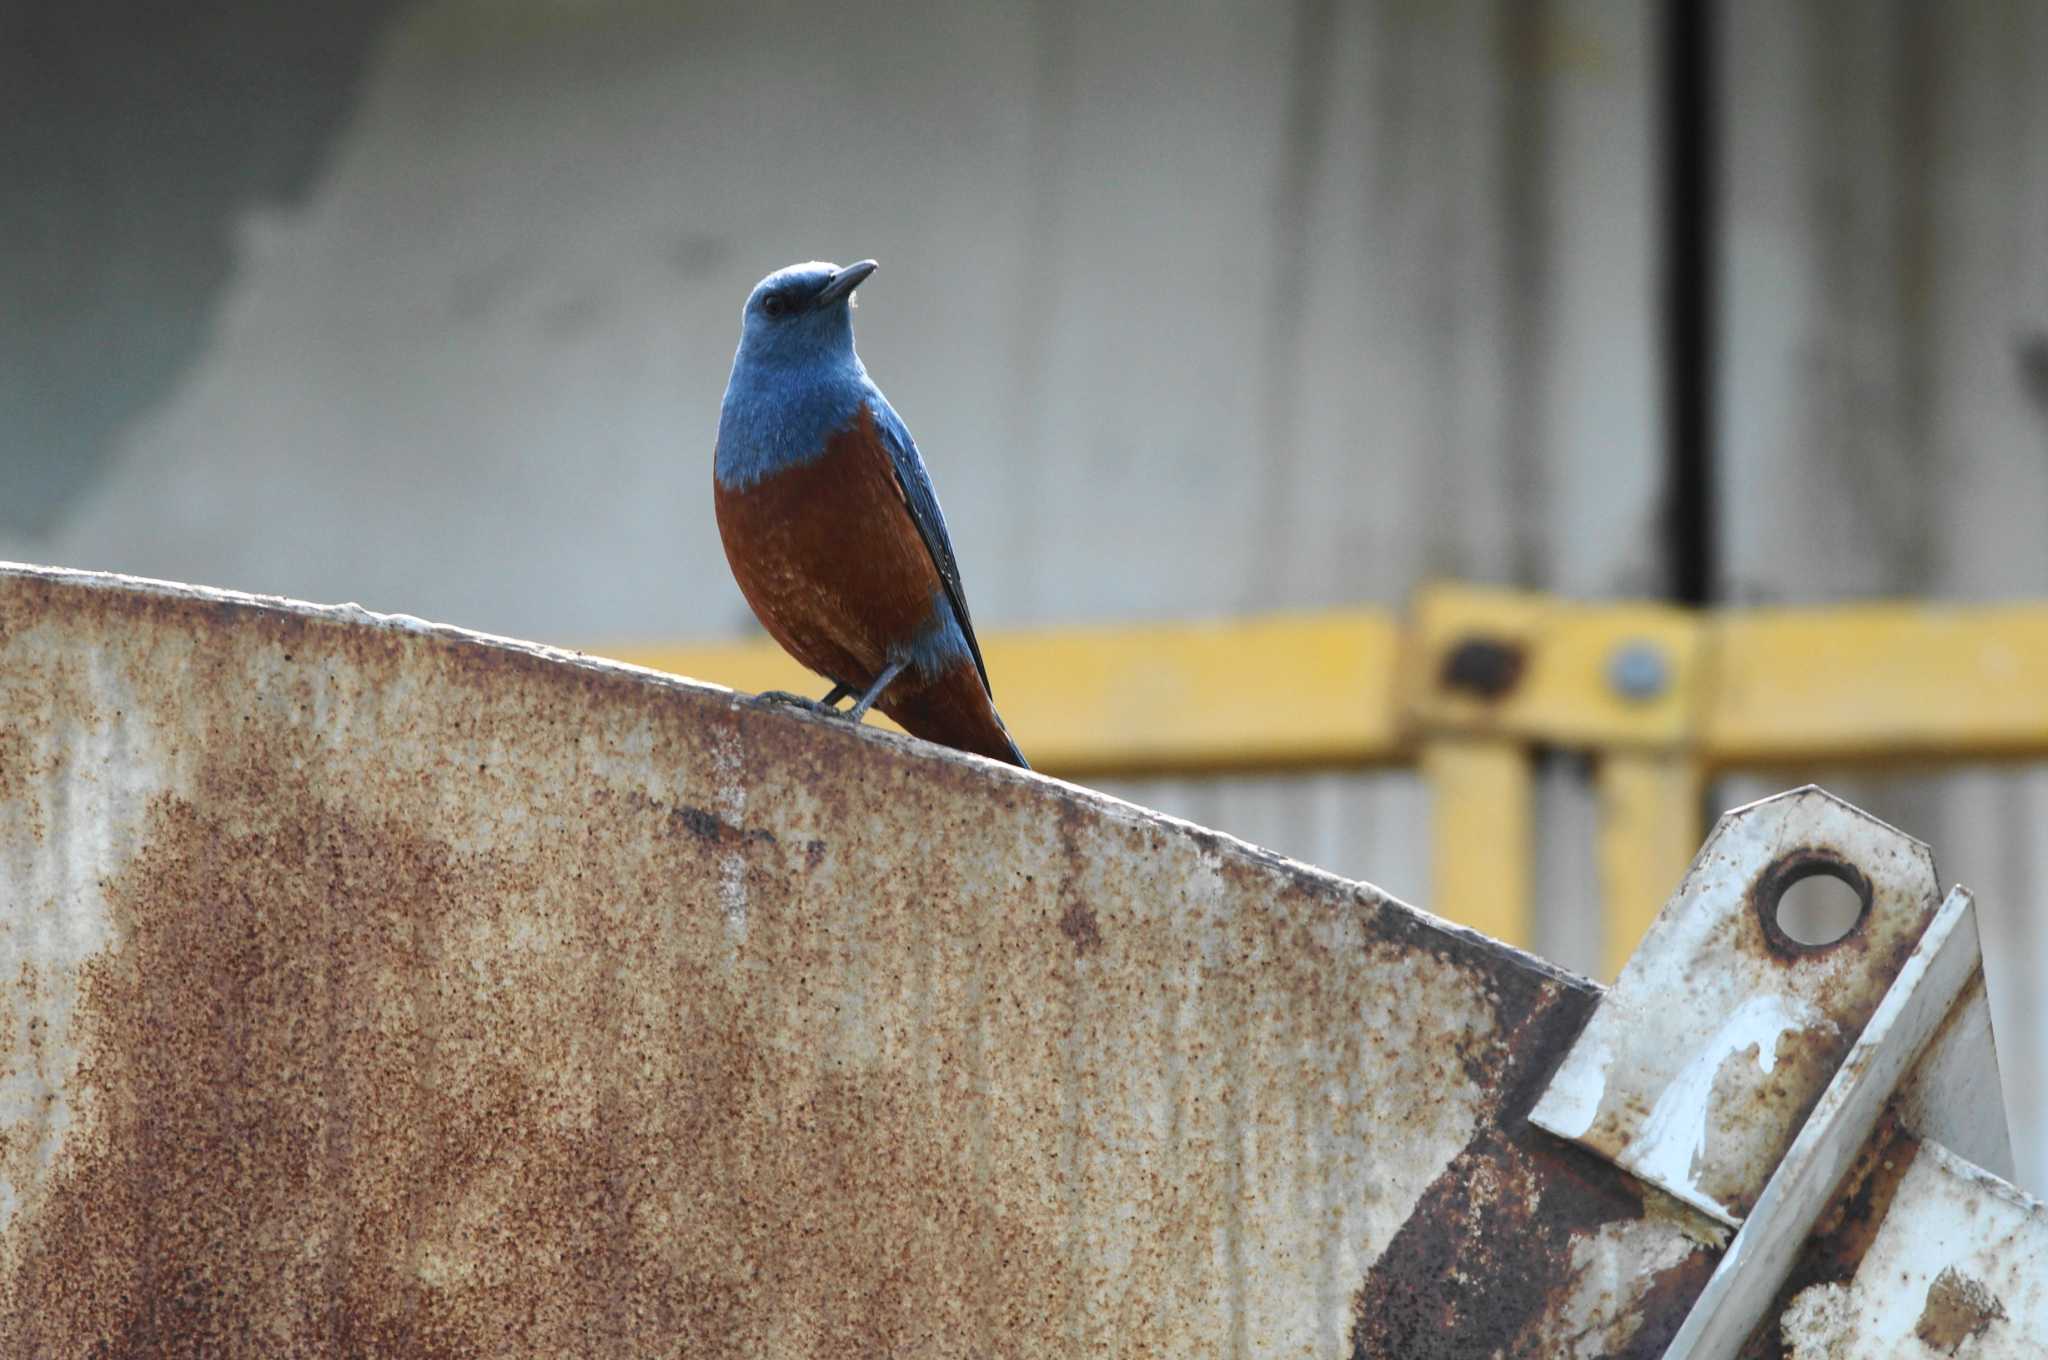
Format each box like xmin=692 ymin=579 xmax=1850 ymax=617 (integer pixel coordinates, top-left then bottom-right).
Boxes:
xmin=734 ymin=259 xmax=877 ymax=370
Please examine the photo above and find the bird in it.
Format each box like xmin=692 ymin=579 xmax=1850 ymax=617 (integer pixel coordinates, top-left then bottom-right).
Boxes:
xmin=713 ymin=260 xmax=1028 ymax=768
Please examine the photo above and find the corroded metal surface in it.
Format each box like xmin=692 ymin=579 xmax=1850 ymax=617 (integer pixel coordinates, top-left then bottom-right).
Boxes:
xmin=1665 ymin=888 xmax=2000 ymax=1359
xmin=0 ymin=565 xmax=1716 ymax=1356
xmin=1768 ymin=1140 xmax=2047 ymax=1357
xmin=1533 ymin=788 xmax=1941 ymax=1225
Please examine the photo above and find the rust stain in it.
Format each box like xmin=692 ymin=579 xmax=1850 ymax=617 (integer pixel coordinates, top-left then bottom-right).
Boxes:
xmin=1686 ymin=1017 xmax=1847 ymax=1221
xmin=1053 ymin=801 xmax=1101 ymax=955
xmin=1913 ymin=1266 xmax=2006 ymax=1353
xmin=1680 ymin=841 xmax=1930 ymax=1225
xmin=1625 ymin=1243 xmax=1727 ymax=1353
xmin=3 ymin=746 xmax=1065 ymax=1356
xmin=0 ymin=573 xmax=1079 ymax=1354
xmin=593 ymin=786 xmax=779 ymax=849
xmin=1721 ymin=839 xmax=1926 ymax=992
xmin=1057 ymin=899 xmax=1101 ymax=954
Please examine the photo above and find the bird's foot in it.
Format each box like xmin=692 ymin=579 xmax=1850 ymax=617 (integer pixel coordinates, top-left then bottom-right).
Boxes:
xmin=845 ymin=656 xmax=909 ymax=723
xmin=757 ymin=690 xmax=846 ymax=717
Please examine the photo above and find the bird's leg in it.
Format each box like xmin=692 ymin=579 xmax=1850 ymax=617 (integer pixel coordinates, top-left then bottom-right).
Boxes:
xmin=844 ymin=658 xmax=909 ymax=723
xmin=758 ymin=682 xmax=852 ymax=715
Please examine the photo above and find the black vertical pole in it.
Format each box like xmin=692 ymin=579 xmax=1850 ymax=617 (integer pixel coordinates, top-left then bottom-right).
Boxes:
xmin=1663 ymin=0 xmax=1717 ymax=606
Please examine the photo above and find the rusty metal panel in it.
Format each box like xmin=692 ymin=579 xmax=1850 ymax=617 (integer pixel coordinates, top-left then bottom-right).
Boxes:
xmin=0 ymin=565 xmax=1715 ymax=1356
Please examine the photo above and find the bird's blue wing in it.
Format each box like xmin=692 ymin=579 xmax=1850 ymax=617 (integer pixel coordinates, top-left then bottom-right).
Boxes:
xmin=867 ymin=391 xmax=993 ymax=696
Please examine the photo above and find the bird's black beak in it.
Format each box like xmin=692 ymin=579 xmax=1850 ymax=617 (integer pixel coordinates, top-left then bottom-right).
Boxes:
xmin=812 ymin=259 xmax=877 ymax=309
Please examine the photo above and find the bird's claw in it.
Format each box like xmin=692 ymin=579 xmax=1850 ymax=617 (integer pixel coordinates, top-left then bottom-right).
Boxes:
xmin=757 ymin=690 xmax=845 ymax=716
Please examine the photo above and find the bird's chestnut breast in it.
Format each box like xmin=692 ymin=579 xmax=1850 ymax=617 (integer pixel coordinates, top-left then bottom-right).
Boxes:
xmin=714 ymin=404 xmax=946 ymax=681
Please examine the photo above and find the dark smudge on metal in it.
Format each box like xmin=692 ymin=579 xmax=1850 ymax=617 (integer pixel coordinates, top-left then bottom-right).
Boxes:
xmin=1053 ymin=801 xmax=1101 ymax=955
xmin=1348 ymin=967 xmax=1722 ymax=1359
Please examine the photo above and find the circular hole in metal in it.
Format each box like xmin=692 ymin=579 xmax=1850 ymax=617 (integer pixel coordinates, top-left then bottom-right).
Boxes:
xmin=1757 ymin=853 xmax=1872 ymax=953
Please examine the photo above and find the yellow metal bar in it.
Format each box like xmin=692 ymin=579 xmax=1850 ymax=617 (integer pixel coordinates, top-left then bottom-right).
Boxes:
xmin=1423 ymin=739 xmax=1533 ymax=948
xmin=1596 ymin=752 xmax=1703 ymax=980
xmin=602 ymin=610 xmax=1406 ymax=776
xmin=1704 ymin=603 xmax=2048 ymax=765
xmin=1410 ymin=585 xmax=1703 ymax=749
xmin=606 ymin=594 xmax=2048 ymax=973
xmin=608 ymin=596 xmax=2048 ymax=773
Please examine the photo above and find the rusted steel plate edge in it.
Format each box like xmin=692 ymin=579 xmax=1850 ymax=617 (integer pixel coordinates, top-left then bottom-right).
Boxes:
xmin=0 ymin=561 xmax=1722 ymax=1357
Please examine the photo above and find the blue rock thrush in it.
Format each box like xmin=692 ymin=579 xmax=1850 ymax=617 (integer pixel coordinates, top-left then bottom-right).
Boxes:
xmin=713 ymin=260 xmax=1028 ymax=768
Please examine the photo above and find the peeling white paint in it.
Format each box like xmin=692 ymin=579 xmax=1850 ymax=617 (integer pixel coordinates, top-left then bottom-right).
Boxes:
xmin=1657 ymin=889 xmax=1996 ymax=1360
xmin=1627 ymin=993 xmax=1834 ymax=1224
xmin=1779 ymin=1280 xmax=1852 ymax=1358
xmin=1532 ymin=787 xmax=1943 ymax=1227
xmin=1523 ymin=1217 xmax=1700 ymax=1358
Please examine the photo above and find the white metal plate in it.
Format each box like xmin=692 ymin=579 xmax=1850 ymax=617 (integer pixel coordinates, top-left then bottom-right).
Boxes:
xmin=1532 ymin=787 xmax=1941 ymax=1224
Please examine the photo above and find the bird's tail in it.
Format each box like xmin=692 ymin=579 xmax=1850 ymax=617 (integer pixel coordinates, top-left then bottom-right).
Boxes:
xmin=988 ymin=712 xmax=1029 ymax=770
xmin=882 ymin=662 xmax=1029 ymax=769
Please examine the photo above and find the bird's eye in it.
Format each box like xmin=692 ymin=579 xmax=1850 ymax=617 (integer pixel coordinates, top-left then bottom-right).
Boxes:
xmin=761 ymin=294 xmax=789 ymax=318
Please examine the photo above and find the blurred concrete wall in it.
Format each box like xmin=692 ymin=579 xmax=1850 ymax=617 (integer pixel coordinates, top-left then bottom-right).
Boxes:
xmin=0 ymin=0 xmax=408 ymax=534
xmin=5 ymin=1 xmax=2048 ymax=1181
xmin=2 ymin=0 xmax=1663 ymax=638
xmin=0 ymin=0 xmax=1662 ymax=962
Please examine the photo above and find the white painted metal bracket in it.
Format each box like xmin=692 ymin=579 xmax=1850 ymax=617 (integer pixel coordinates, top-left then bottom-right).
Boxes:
xmin=1531 ymin=786 xmax=2045 ymax=1356
xmin=1532 ymin=786 xmax=1944 ymax=1225
xmin=1665 ymin=889 xmax=2044 ymax=1357
xmin=1662 ymin=886 xmax=1978 ymax=1355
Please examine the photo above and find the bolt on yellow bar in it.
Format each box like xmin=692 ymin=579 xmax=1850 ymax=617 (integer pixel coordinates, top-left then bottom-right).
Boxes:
xmin=1411 ymin=585 xmax=1703 ymax=749
xmin=1424 ymin=739 xmax=1533 ymax=948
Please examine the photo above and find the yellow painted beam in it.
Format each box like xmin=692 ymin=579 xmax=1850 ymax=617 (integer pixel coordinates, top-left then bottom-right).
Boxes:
xmin=601 ymin=610 xmax=1406 ymax=776
xmin=1596 ymin=753 xmax=1703 ymax=980
xmin=608 ymin=596 xmax=2048 ymax=775
xmin=1423 ymin=739 xmax=1532 ymax=948
xmin=1703 ymin=603 xmax=2048 ymax=766
xmin=602 ymin=594 xmax=2048 ymax=974
xmin=1410 ymin=585 xmax=1703 ymax=749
